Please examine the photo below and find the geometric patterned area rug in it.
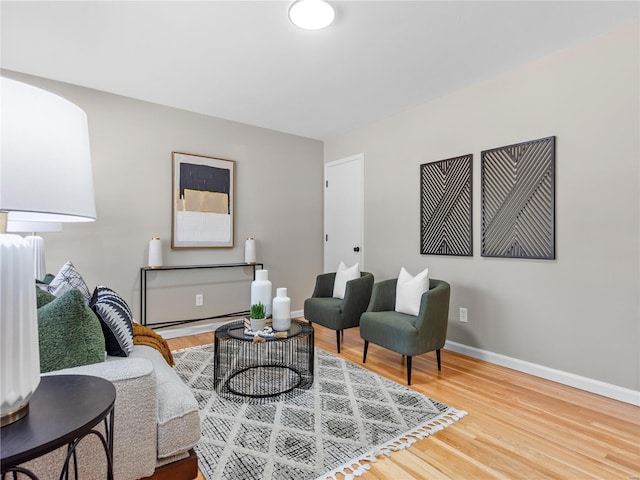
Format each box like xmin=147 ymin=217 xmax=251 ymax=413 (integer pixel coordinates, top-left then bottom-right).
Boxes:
xmin=173 ymin=344 xmax=466 ymax=480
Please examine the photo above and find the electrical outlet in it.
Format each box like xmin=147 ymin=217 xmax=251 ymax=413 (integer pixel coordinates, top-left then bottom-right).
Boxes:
xmin=195 ymin=294 xmax=203 ymax=307
xmin=459 ymin=307 xmax=468 ymax=323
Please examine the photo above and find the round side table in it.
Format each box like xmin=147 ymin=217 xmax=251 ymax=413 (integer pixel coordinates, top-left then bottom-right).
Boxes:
xmin=214 ymin=319 xmax=315 ymax=403
xmin=1 ymin=374 xmax=116 ymax=480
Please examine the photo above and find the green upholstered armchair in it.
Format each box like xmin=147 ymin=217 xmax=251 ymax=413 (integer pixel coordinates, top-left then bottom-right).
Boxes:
xmin=360 ymin=278 xmax=450 ymax=385
xmin=304 ymin=271 xmax=374 ymax=353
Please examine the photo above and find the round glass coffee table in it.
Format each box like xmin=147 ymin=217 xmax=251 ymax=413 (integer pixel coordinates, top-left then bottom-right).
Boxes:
xmin=213 ymin=319 xmax=314 ymax=403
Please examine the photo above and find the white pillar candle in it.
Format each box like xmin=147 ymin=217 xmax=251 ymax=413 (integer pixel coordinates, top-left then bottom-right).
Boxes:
xmin=148 ymin=237 xmax=163 ymax=268
xmin=244 ymin=237 xmax=256 ymax=264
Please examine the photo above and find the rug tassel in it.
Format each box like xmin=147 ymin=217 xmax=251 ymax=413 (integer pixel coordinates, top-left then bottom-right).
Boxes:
xmin=318 ymin=408 xmax=468 ymax=479
xmin=326 ymin=459 xmax=374 ymax=480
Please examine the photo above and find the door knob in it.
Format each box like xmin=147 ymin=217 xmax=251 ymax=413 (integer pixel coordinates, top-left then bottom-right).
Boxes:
xmin=353 ymin=247 xmax=360 ymax=252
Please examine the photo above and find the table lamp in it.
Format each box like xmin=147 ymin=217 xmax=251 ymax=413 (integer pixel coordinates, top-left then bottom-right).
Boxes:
xmin=0 ymin=77 xmax=96 ymax=427
xmin=6 ymin=220 xmax=63 ymax=281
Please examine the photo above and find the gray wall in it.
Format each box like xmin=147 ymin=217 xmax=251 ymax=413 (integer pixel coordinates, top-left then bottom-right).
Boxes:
xmin=3 ymin=70 xmax=324 ymax=324
xmin=324 ymin=24 xmax=640 ymax=391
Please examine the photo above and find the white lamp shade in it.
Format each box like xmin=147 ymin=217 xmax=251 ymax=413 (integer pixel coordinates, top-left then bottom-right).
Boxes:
xmin=1 ymin=77 xmax=96 ymax=222
xmin=6 ymin=220 xmax=63 ymax=233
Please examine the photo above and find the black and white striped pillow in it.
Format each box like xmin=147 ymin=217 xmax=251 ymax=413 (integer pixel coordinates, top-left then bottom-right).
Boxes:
xmin=90 ymin=286 xmax=134 ymax=357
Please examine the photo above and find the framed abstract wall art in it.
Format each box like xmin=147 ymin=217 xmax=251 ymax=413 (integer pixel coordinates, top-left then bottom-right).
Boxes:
xmin=420 ymin=154 xmax=473 ymax=256
xmin=481 ymin=136 xmax=555 ymax=259
xmin=172 ymin=152 xmax=235 ymax=248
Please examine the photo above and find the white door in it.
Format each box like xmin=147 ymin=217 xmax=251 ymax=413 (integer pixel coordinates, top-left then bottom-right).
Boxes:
xmin=324 ymin=154 xmax=364 ymax=272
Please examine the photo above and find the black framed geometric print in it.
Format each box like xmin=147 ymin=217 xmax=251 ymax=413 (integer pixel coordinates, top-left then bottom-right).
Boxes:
xmin=481 ymin=136 xmax=556 ymax=259
xmin=420 ymin=154 xmax=473 ymax=256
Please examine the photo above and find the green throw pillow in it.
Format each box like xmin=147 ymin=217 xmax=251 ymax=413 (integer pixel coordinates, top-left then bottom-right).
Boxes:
xmin=38 ymin=289 xmax=106 ymax=373
xmin=36 ymin=273 xmax=55 ymax=285
xmin=35 ymin=285 xmax=57 ymax=308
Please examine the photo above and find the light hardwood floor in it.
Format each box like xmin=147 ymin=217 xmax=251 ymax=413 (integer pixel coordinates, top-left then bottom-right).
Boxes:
xmin=167 ymin=322 xmax=640 ymax=480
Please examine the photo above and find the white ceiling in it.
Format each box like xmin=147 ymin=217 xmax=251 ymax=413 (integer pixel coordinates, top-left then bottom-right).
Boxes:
xmin=1 ymin=1 xmax=638 ymax=140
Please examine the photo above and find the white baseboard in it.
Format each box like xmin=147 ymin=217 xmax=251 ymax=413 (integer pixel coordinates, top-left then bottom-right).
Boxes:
xmin=157 ymin=318 xmax=640 ymax=406
xmin=157 ymin=320 xmax=223 ymax=339
xmin=445 ymin=341 xmax=640 ymax=407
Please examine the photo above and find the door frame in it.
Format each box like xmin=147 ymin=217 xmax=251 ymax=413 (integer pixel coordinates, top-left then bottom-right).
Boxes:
xmin=324 ymin=153 xmax=365 ymax=272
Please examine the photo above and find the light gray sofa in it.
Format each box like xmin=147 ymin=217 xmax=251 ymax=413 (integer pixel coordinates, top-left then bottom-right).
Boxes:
xmin=21 ymin=344 xmax=201 ymax=480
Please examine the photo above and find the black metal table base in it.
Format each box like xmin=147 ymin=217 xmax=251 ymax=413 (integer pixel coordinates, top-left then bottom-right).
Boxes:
xmin=225 ymin=364 xmax=306 ymax=398
xmin=1 ymin=375 xmax=115 ymax=480
xmin=2 ymin=412 xmax=114 ymax=480
xmin=214 ymin=319 xmax=314 ymax=403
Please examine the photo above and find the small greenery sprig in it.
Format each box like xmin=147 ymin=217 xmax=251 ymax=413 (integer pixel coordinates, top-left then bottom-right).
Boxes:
xmin=250 ymin=302 xmax=266 ymax=319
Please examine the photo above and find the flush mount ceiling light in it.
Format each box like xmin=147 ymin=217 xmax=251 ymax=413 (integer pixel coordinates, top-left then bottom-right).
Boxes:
xmin=288 ymin=0 xmax=336 ymax=30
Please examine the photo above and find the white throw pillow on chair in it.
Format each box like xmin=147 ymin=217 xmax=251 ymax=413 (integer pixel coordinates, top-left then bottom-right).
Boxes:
xmin=395 ymin=267 xmax=429 ymax=316
xmin=332 ymin=261 xmax=360 ymax=299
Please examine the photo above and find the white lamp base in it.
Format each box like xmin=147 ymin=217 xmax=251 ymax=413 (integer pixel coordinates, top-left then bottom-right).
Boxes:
xmin=0 ymin=234 xmax=41 ymax=427
xmin=25 ymin=235 xmax=46 ymax=281
xmin=1 ymin=402 xmax=29 ymax=427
